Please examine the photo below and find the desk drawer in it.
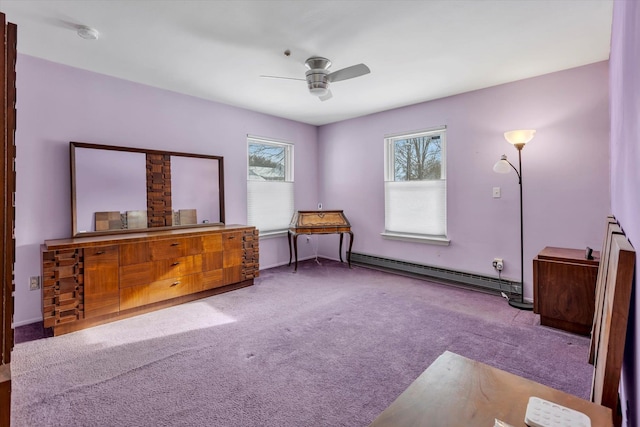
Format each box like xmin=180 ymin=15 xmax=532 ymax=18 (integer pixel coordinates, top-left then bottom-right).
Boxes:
xmin=120 ymin=273 xmax=202 ymax=311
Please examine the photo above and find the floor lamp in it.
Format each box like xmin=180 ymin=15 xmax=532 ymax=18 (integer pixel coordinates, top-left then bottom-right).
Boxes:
xmin=493 ymin=130 xmax=535 ymax=310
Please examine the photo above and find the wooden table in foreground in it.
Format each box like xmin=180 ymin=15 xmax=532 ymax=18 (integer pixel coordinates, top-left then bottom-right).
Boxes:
xmin=369 ymin=351 xmax=612 ymax=427
xmin=288 ymin=210 xmax=353 ymax=271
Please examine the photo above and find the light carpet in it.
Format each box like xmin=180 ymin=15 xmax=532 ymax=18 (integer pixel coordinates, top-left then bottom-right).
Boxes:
xmin=11 ymin=259 xmax=593 ymax=426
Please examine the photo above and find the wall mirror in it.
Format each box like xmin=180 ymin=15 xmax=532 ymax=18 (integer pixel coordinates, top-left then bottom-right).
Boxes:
xmin=70 ymin=142 xmax=225 ymax=236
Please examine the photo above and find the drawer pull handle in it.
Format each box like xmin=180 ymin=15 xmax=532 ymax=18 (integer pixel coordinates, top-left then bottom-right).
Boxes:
xmin=171 ymin=281 xmax=181 ymax=286
xmin=95 ymin=251 xmax=104 ymax=255
xmin=170 ymin=242 xmax=180 ymax=247
xmin=172 ymin=262 xmax=180 ymax=266
xmin=228 ymin=236 xmax=236 ymax=240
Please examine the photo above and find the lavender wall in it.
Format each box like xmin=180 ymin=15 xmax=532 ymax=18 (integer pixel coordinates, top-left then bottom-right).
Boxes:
xmin=610 ymin=0 xmax=640 ymax=425
xmin=14 ymin=53 xmax=612 ymax=353
xmin=317 ymin=62 xmax=610 ymax=303
xmin=14 ymin=55 xmax=319 ymax=325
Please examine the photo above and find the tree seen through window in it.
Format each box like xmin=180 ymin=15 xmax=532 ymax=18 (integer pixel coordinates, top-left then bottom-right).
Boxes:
xmin=393 ymin=135 xmax=441 ymax=181
xmin=248 ymin=143 xmax=286 ymax=181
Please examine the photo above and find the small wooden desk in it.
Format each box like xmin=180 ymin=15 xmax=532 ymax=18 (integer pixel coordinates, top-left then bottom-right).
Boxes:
xmin=369 ymin=351 xmax=612 ymax=427
xmin=288 ymin=210 xmax=353 ymax=272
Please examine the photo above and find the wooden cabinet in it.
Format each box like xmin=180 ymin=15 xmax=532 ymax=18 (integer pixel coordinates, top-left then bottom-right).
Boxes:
xmin=84 ymin=245 xmax=120 ymax=318
xmin=41 ymin=225 xmax=259 ymax=335
xmin=533 ymin=247 xmax=600 ymax=335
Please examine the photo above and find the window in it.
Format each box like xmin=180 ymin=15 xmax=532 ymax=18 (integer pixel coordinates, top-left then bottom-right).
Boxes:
xmin=383 ymin=127 xmax=448 ymax=244
xmin=247 ymin=136 xmax=294 ymax=236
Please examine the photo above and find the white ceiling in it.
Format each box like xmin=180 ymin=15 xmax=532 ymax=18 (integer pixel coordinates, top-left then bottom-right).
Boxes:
xmin=0 ymin=0 xmax=613 ymax=126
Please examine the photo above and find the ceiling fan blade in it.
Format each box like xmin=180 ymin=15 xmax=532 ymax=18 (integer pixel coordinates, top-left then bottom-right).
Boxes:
xmin=318 ymin=89 xmax=333 ymax=102
xmin=259 ymin=75 xmax=306 ymax=81
xmin=327 ymin=63 xmax=370 ymax=83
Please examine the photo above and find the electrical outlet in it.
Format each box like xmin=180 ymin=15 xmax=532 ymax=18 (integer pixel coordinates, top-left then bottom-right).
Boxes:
xmin=29 ymin=276 xmax=40 ymax=291
xmin=492 ymin=258 xmax=504 ymax=271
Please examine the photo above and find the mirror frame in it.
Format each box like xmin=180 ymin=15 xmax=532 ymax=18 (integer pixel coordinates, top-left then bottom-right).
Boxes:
xmin=70 ymin=141 xmax=225 ymax=237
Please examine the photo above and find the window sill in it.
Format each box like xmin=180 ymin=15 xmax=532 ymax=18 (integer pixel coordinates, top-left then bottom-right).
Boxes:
xmin=258 ymin=230 xmax=289 ymax=239
xmin=380 ymin=232 xmax=450 ymax=246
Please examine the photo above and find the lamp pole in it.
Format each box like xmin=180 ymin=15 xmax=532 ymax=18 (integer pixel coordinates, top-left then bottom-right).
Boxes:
xmin=508 ymin=145 xmax=533 ymax=310
xmin=494 ymin=130 xmax=536 ymax=310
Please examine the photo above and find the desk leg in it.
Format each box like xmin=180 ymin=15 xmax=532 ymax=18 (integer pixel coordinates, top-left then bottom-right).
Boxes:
xmin=347 ymin=231 xmax=354 ymax=268
xmin=293 ymin=233 xmax=299 ymax=272
xmin=288 ymin=231 xmax=293 ymax=266
xmin=339 ymin=233 xmax=344 ymax=263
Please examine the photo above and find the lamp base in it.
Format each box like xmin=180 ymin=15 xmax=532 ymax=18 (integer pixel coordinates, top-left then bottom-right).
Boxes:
xmin=508 ymin=299 xmax=534 ymax=311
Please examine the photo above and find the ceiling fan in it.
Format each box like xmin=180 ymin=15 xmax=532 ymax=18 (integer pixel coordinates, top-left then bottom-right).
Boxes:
xmin=261 ymin=56 xmax=371 ymax=101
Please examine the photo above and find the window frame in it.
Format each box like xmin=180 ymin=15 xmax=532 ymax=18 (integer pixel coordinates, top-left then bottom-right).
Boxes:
xmin=382 ymin=126 xmax=449 ymax=245
xmin=247 ymin=135 xmax=295 ymax=238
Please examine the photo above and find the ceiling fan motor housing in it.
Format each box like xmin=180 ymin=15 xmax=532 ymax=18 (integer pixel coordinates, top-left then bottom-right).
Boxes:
xmin=305 ymin=69 xmax=329 ymax=96
xmin=305 ymin=57 xmax=331 ymax=97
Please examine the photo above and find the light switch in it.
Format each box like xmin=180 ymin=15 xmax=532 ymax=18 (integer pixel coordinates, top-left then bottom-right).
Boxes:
xmin=492 ymin=187 xmax=501 ymax=198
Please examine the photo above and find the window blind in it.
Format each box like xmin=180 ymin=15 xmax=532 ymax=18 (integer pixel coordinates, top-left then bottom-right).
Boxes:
xmin=384 ymin=180 xmax=446 ymax=237
xmin=247 ymin=180 xmax=294 ymax=234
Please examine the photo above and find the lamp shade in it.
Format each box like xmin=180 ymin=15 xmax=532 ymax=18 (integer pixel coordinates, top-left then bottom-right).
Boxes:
xmin=504 ymin=130 xmax=536 ymax=146
xmin=493 ymin=155 xmax=511 ymax=174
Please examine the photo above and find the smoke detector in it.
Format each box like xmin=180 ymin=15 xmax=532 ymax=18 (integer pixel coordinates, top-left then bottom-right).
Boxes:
xmin=77 ymin=26 xmax=99 ymax=40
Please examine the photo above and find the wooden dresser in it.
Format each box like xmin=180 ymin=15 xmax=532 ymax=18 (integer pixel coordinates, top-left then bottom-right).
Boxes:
xmin=41 ymin=225 xmax=259 ymax=335
xmin=533 ymin=246 xmax=600 ymax=335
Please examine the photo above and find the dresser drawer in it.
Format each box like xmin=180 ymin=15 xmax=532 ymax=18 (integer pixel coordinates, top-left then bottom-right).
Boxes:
xmin=223 ymin=231 xmax=243 ymax=251
xmin=202 ymin=233 xmax=223 ymax=253
xmin=149 ymin=237 xmax=203 ymax=260
xmin=85 ymin=245 xmax=119 ymax=262
xmin=202 ymin=269 xmax=224 ymax=291
xmin=119 ymin=241 xmax=150 ymax=266
xmin=120 ymin=255 xmax=202 ymax=288
xmin=202 ymin=252 xmax=223 ymax=271
xmin=120 ymin=273 xmax=203 ymax=311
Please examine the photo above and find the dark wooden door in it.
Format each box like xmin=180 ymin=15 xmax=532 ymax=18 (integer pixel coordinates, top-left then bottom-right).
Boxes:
xmin=0 ymin=11 xmax=17 ymax=427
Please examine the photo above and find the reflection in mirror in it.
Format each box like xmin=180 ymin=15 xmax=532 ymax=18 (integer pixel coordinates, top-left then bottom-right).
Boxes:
xmin=74 ymin=148 xmax=147 ymax=233
xmin=171 ymin=156 xmax=220 ymax=224
xmin=71 ymin=142 xmax=225 ymax=236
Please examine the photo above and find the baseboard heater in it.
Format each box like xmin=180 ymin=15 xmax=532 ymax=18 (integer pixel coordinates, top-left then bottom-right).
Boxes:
xmin=350 ymin=252 xmax=521 ymax=296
